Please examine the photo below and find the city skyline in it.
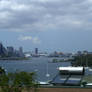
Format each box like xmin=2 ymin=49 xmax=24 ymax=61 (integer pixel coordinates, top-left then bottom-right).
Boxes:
xmin=0 ymin=0 xmax=92 ymax=52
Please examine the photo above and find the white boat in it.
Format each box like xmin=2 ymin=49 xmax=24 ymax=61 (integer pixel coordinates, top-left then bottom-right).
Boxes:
xmin=38 ymin=81 xmax=50 ymax=85
xmin=46 ymin=63 xmax=50 ymax=77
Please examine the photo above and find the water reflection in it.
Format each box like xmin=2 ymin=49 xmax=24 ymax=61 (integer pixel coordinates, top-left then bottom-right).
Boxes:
xmin=0 ymin=57 xmax=72 ymax=81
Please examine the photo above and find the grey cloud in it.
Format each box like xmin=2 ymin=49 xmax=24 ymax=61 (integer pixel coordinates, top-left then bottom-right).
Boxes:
xmin=0 ymin=0 xmax=92 ymax=32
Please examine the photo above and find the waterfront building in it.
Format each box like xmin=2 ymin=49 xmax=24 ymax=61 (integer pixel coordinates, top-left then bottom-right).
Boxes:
xmin=14 ymin=50 xmax=19 ymax=57
xmin=19 ymin=47 xmax=23 ymax=53
xmin=35 ymin=48 xmax=38 ymax=55
xmin=18 ymin=47 xmax=24 ymax=57
xmin=7 ymin=46 xmax=14 ymax=53
xmin=7 ymin=46 xmax=14 ymax=56
xmin=0 ymin=43 xmax=3 ymax=55
xmin=76 ymin=51 xmax=82 ymax=56
xmin=49 ymin=51 xmax=64 ymax=57
xmin=0 ymin=43 xmax=7 ymax=56
xmin=88 ymin=52 xmax=92 ymax=54
xmin=83 ymin=50 xmax=88 ymax=55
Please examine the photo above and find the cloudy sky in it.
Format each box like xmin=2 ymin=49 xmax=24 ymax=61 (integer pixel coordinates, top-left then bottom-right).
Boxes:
xmin=0 ymin=0 xmax=92 ymax=52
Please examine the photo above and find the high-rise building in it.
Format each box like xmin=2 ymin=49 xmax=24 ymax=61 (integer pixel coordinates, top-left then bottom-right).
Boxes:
xmin=19 ymin=47 xmax=23 ymax=54
xmin=35 ymin=48 xmax=38 ymax=55
xmin=0 ymin=43 xmax=7 ymax=56
xmin=19 ymin=47 xmax=24 ymax=57
xmin=0 ymin=43 xmax=3 ymax=55
xmin=7 ymin=46 xmax=14 ymax=56
xmin=7 ymin=47 xmax=14 ymax=53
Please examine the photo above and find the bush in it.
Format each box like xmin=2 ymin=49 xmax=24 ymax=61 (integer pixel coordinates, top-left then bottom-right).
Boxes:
xmin=0 ymin=72 xmax=38 ymax=92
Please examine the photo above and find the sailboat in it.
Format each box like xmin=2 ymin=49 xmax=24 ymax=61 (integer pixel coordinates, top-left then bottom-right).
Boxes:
xmin=46 ymin=63 xmax=50 ymax=77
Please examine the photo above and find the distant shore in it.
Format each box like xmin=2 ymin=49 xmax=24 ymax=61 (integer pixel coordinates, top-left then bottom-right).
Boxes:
xmin=0 ymin=57 xmax=30 ymax=60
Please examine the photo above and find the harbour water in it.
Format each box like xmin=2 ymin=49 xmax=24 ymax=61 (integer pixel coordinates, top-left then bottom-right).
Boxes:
xmin=0 ymin=57 xmax=91 ymax=82
xmin=0 ymin=57 xmax=70 ymax=82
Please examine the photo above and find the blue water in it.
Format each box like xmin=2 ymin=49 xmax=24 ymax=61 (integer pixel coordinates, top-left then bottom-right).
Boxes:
xmin=0 ymin=57 xmax=71 ymax=82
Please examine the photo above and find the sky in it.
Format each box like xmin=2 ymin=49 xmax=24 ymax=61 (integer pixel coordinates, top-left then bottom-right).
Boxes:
xmin=0 ymin=0 xmax=92 ymax=53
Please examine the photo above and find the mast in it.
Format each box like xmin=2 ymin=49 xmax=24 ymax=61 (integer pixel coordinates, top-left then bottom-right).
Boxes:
xmin=46 ymin=63 xmax=50 ymax=77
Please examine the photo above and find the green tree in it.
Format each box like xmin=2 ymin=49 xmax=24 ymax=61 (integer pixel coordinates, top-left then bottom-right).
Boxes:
xmin=0 ymin=72 xmax=38 ymax=92
xmin=71 ymin=54 xmax=92 ymax=67
xmin=0 ymin=67 xmax=5 ymax=75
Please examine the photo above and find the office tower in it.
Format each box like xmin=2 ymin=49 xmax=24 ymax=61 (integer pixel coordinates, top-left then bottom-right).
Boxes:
xmin=0 ymin=43 xmax=4 ymax=55
xmin=7 ymin=46 xmax=14 ymax=56
xmin=35 ymin=48 xmax=38 ymax=55
xmin=19 ymin=47 xmax=24 ymax=57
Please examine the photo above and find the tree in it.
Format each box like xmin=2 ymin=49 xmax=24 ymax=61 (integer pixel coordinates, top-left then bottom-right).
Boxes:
xmin=71 ymin=54 xmax=92 ymax=67
xmin=0 ymin=72 xmax=38 ymax=92
xmin=0 ymin=67 xmax=5 ymax=75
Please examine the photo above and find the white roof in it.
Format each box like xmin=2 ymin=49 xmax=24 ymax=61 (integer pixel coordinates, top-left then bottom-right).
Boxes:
xmin=86 ymin=83 xmax=92 ymax=86
xmin=59 ymin=67 xmax=83 ymax=71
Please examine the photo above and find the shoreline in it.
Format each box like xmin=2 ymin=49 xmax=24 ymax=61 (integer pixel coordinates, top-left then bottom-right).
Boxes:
xmin=0 ymin=57 xmax=30 ymax=61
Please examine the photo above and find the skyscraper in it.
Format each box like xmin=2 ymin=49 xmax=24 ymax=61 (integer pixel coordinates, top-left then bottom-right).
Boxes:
xmin=7 ymin=46 xmax=14 ymax=56
xmin=35 ymin=48 xmax=38 ymax=55
xmin=0 ymin=43 xmax=3 ymax=55
xmin=19 ymin=47 xmax=24 ymax=57
xmin=0 ymin=43 xmax=7 ymax=56
xmin=19 ymin=47 xmax=23 ymax=54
